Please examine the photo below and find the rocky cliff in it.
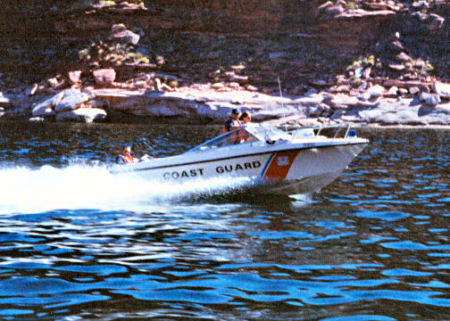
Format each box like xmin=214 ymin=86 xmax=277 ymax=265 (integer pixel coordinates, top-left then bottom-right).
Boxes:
xmin=0 ymin=0 xmax=448 ymax=125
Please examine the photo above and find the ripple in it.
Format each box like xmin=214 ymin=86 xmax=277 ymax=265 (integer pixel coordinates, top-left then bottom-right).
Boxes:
xmin=0 ymin=125 xmax=449 ymax=320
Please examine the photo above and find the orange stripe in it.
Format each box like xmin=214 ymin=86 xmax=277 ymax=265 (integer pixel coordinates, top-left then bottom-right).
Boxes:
xmin=264 ymin=150 xmax=299 ymax=180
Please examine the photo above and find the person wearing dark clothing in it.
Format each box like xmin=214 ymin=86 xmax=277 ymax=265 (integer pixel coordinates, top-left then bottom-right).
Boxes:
xmin=224 ymin=108 xmax=242 ymax=133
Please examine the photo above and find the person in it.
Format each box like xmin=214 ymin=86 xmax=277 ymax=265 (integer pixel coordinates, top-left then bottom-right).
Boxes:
xmin=224 ymin=108 xmax=242 ymax=133
xmin=238 ymin=111 xmax=253 ymax=142
xmin=239 ymin=111 xmax=251 ymax=126
xmin=116 ymin=146 xmax=137 ymax=164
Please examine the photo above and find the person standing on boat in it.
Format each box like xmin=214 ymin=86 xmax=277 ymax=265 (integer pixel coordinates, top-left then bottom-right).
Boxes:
xmin=239 ymin=111 xmax=253 ymax=142
xmin=224 ymin=108 xmax=242 ymax=133
xmin=239 ymin=111 xmax=251 ymax=126
xmin=116 ymin=146 xmax=137 ymax=164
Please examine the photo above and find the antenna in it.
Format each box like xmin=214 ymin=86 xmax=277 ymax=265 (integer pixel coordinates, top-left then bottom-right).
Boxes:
xmin=277 ymin=76 xmax=288 ymax=131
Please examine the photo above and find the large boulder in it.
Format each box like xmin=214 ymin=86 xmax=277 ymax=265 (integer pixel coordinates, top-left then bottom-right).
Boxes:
xmin=32 ymin=91 xmax=65 ymax=117
xmin=93 ymin=68 xmax=116 ymax=86
xmin=54 ymin=88 xmax=91 ymax=112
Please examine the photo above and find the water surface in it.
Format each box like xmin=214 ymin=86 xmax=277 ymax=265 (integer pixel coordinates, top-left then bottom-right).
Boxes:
xmin=0 ymin=122 xmax=448 ymax=320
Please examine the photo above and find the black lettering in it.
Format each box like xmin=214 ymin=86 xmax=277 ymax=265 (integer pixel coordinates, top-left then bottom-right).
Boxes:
xmin=190 ymin=169 xmax=197 ymax=177
xmin=216 ymin=166 xmax=224 ymax=173
xmin=235 ymin=163 xmax=243 ymax=170
xmin=252 ymin=160 xmax=261 ymax=168
xmin=224 ymin=165 xmax=233 ymax=172
xmin=171 ymin=172 xmax=179 ymax=179
xmin=163 ymin=172 xmax=170 ymax=180
xmin=181 ymin=170 xmax=189 ymax=178
xmin=244 ymin=162 xmax=252 ymax=169
xmin=198 ymin=168 xmax=204 ymax=176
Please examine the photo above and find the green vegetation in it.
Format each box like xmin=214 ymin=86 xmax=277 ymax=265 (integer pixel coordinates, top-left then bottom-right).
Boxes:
xmin=78 ymin=41 xmax=152 ymax=66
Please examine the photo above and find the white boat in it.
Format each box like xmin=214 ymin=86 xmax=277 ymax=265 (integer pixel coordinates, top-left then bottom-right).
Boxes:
xmin=110 ymin=123 xmax=368 ymax=195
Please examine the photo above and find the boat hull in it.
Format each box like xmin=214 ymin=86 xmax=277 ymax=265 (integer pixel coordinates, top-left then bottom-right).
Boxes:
xmin=111 ymin=142 xmax=366 ymax=195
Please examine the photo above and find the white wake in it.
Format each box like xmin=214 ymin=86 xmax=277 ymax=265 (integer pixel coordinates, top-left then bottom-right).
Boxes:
xmin=0 ymin=164 xmax=253 ymax=214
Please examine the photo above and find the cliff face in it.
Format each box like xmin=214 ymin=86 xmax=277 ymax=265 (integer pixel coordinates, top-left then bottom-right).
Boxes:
xmin=0 ymin=0 xmax=448 ymax=91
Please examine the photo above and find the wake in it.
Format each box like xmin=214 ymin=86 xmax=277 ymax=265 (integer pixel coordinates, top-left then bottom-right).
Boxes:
xmin=0 ymin=164 xmax=253 ymax=214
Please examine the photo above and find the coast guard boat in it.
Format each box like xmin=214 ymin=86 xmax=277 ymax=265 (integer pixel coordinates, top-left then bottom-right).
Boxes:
xmin=110 ymin=123 xmax=368 ymax=195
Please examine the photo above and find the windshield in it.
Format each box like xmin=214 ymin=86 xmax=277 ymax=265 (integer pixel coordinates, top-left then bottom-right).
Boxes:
xmin=247 ymin=123 xmax=291 ymax=142
xmin=186 ymin=126 xmax=260 ymax=152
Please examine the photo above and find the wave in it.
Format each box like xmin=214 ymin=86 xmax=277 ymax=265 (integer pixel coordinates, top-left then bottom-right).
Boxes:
xmin=0 ymin=163 xmax=254 ymax=214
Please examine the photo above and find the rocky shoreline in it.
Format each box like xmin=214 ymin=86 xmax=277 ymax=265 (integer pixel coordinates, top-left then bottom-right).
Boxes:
xmin=0 ymin=0 xmax=448 ymax=127
xmin=1 ymin=78 xmax=449 ymax=126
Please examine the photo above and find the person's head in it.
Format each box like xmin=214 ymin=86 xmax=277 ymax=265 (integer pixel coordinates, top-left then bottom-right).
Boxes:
xmin=123 ymin=146 xmax=132 ymax=155
xmin=231 ymin=108 xmax=241 ymax=120
xmin=240 ymin=111 xmax=251 ymax=123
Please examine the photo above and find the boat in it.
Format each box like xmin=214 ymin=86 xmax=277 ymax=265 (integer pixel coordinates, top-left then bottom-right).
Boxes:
xmin=110 ymin=123 xmax=369 ymax=195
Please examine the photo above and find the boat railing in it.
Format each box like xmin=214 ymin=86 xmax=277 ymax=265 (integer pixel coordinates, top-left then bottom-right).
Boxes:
xmin=289 ymin=123 xmax=365 ymax=140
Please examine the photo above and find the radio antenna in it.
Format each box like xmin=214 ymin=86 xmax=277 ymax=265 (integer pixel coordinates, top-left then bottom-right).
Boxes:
xmin=277 ymin=76 xmax=288 ymax=131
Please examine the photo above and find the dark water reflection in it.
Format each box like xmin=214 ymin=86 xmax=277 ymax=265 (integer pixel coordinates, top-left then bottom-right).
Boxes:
xmin=0 ymin=122 xmax=448 ymax=320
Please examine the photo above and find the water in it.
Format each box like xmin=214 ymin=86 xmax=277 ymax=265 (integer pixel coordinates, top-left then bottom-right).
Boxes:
xmin=0 ymin=122 xmax=448 ymax=321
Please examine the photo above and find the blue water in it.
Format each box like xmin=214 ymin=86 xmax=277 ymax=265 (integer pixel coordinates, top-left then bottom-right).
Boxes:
xmin=0 ymin=122 xmax=448 ymax=320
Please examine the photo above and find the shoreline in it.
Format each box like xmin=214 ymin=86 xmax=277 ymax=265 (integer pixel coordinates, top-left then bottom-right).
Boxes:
xmin=1 ymin=83 xmax=449 ymax=127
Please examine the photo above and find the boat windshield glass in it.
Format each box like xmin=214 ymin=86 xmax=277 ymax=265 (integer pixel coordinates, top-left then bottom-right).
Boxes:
xmin=247 ymin=123 xmax=291 ymax=142
xmin=186 ymin=124 xmax=293 ymax=153
xmin=186 ymin=126 xmax=259 ymax=152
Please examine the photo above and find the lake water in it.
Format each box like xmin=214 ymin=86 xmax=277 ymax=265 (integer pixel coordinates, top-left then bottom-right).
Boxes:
xmin=0 ymin=122 xmax=448 ymax=321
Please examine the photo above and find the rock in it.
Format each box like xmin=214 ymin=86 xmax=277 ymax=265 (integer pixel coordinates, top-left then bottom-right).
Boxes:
xmin=389 ymin=64 xmax=406 ymax=71
xmin=0 ymin=95 xmax=10 ymax=107
xmin=294 ymin=93 xmax=324 ymax=107
xmin=28 ymin=116 xmax=44 ymax=122
xmin=32 ymin=89 xmax=92 ymax=116
xmin=314 ymin=1 xmax=334 ymax=16
xmin=212 ymin=82 xmax=225 ymax=90
xmin=419 ymin=92 xmax=441 ymax=105
xmin=412 ymin=0 xmax=429 ymax=10
xmin=326 ymin=94 xmax=359 ymax=109
xmin=47 ymin=77 xmax=66 ymax=89
xmin=308 ymin=103 xmax=332 ymax=117
xmin=317 ymin=1 xmax=333 ymax=14
xmin=329 ymin=85 xmax=350 ymax=93
xmin=359 ymin=104 xmax=422 ymax=125
xmin=27 ymin=83 xmax=39 ymax=96
xmin=55 ymin=108 xmax=107 ymax=123
xmin=54 ymin=89 xmax=91 ymax=112
xmin=398 ymin=88 xmax=409 ymax=95
xmin=362 ymin=67 xmax=372 ymax=79
xmin=309 ymin=79 xmax=331 ymax=87
xmin=32 ymin=91 xmax=65 ymax=117
xmin=93 ymin=68 xmax=116 ymax=86
xmin=109 ymin=24 xmax=140 ymax=45
xmin=68 ymin=70 xmax=82 ymax=85
xmin=325 ymin=5 xmax=344 ymax=16
xmin=47 ymin=77 xmax=59 ymax=88
xmin=245 ymin=85 xmax=258 ymax=92
xmin=385 ymin=86 xmax=399 ymax=98
xmin=426 ymin=14 xmax=445 ymax=32
xmin=367 ymin=85 xmax=385 ymax=99
xmin=388 ymin=40 xmax=404 ymax=52
xmin=396 ymin=52 xmax=412 ymax=62
xmin=434 ymin=82 xmax=450 ymax=99
xmin=409 ymin=87 xmax=420 ymax=95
